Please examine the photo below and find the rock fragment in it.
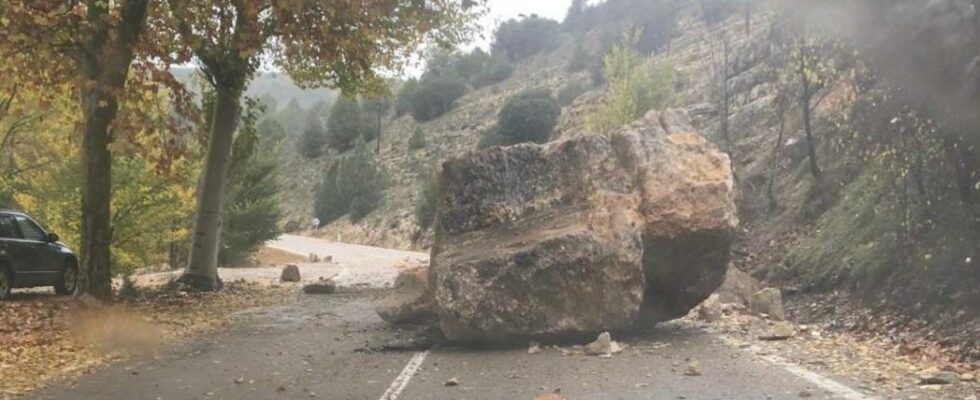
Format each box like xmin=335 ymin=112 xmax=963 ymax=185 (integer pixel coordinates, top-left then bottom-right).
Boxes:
xmin=750 ymin=288 xmax=785 ymax=320
xmin=918 ymin=371 xmax=958 ymax=385
xmin=758 ymin=322 xmax=795 ymax=341
xmin=684 ymin=362 xmax=702 ymax=376
xmin=696 ymin=294 xmax=723 ymax=322
xmin=376 ymin=265 xmax=436 ymax=324
xmin=280 ymin=265 xmax=301 ymax=282
xmin=444 ymin=377 xmax=459 ymax=387
xmin=302 ymin=278 xmax=337 ymax=294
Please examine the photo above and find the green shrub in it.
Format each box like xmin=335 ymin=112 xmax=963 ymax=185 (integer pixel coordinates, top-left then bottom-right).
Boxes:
xmin=220 ymin=104 xmax=282 ymax=266
xmin=326 ymin=95 xmax=365 ymax=152
xmin=587 ymin=40 xmax=674 ymax=136
xmin=414 ymin=170 xmax=439 ymax=230
xmin=314 ymin=140 xmax=388 ymax=224
xmin=477 ymin=126 xmax=510 ymax=149
xmin=492 ymin=15 xmax=562 ymax=61
xmin=409 ymin=77 xmax=467 ymax=122
xmin=472 ymin=55 xmax=514 ymax=87
xmin=557 ymin=81 xmax=590 ymax=107
xmin=297 ymin=112 xmax=326 ymax=158
xmin=395 ymin=79 xmax=420 ymax=117
xmin=494 ymin=88 xmax=560 ymax=145
xmin=408 ymin=127 xmax=427 ymax=150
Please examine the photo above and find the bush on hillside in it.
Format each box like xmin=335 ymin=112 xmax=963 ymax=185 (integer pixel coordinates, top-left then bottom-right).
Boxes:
xmin=297 ymin=112 xmax=326 ymax=158
xmin=395 ymin=79 xmax=420 ymax=117
xmin=557 ymin=81 xmax=590 ymax=107
xmin=472 ymin=55 xmax=514 ymax=88
xmin=587 ymin=40 xmax=675 ymax=136
xmin=492 ymin=15 xmax=562 ymax=61
xmin=489 ymin=89 xmax=560 ymax=146
xmin=408 ymin=77 xmax=467 ymax=122
xmin=408 ymin=127 xmax=427 ymax=150
xmin=326 ymin=95 xmax=365 ymax=152
xmin=314 ymin=140 xmax=388 ymax=224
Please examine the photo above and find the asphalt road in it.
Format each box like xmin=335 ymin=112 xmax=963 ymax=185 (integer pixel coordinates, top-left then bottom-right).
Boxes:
xmin=34 ymin=236 xmax=879 ymax=400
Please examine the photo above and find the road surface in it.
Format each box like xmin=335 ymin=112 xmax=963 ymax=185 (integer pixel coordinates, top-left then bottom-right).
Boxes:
xmin=36 ymin=235 xmax=885 ymax=400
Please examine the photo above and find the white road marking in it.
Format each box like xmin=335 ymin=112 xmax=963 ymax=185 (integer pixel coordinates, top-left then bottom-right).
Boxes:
xmin=720 ymin=336 xmax=876 ymax=400
xmin=378 ymin=351 xmax=429 ymax=400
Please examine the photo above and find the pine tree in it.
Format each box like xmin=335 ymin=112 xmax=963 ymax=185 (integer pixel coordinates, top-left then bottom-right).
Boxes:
xmin=297 ymin=112 xmax=326 ymax=158
xmin=326 ymin=96 xmax=365 ymax=152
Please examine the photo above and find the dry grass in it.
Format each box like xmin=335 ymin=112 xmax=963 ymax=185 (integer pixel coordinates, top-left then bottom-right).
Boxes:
xmin=0 ymin=282 xmax=293 ymax=398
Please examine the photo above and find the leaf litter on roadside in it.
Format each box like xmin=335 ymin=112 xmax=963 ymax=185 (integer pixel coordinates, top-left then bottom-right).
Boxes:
xmin=0 ymin=281 xmax=292 ymax=397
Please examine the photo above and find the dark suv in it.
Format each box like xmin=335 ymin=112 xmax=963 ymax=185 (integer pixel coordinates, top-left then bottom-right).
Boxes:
xmin=0 ymin=210 xmax=77 ymax=299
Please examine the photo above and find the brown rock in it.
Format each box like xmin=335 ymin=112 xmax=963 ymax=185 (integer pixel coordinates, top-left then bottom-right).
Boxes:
xmin=697 ymin=294 xmax=723 ymax=322
xmin=429 ymin=110 xmax=736 ymax=341
xmin=281 ymin=265 xmax=301 ymax=282
xmin=750 ymin=288 xmax=786 ymax=320
xmin=759 ymin=321 xmax=795 ymax=341
xmin=377 ymin=266 xmax=437 ymax=324
xmin=302 ymin=279 xmax=337 ymax=294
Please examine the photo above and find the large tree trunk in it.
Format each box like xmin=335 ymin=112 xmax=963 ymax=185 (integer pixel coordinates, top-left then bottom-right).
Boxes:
xmin=75 ymin=0 xmax=149 ymax=300
xmin=179 ymin=79 xmax=245 ymax=291
xmin=801 ymin=96 xmax=821 ymax=178
xmin=77 ymin=89 xmax=117 ymax=299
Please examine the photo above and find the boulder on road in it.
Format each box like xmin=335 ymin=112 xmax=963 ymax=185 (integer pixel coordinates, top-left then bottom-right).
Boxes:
xmin=431 ymin=135 xmax=645 ymax=341
xmin=427 ymin=109 xmax=736 ymax=341
xmin=280 ymin=265 xmax=301 ymax=282
xmin=377 ymin=265 xmax=437 ymax=324
xmin=750 ymin=288 xmax=786 ymax=320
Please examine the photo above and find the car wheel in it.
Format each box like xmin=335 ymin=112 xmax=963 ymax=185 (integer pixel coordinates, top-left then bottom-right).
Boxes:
xmin=0 ymin=267 xmax=11 ymax=300
xmin=55 ymin=261 xmax=77 ymax=296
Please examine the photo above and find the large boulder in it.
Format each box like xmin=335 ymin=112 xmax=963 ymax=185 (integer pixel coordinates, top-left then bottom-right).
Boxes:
xmin=616 ymin=111 xmax=738 ymax=321
xmin=429 ymin=109 xmax=737 ymax=341
xmin=432 ymin=136 xmax=645 ymax=341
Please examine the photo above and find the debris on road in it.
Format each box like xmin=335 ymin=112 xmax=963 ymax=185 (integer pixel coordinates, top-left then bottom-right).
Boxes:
xmin=376 ymin=264 xmax=436 ymax=324
xmin=758 ymin=321 xmax=795 ymax=341
xmin=683 ymin=361 xmax=702 ymax=376
xmin=585 ymin=332 xmax=623 ymax=357
xmin=696 ymin=294 xmax=723 ymax=322
xmin=750 ymin=288 xmax=785 ymax=320
xmin=528 ymin=341 xmax=542 ymax=354
xmin=918 ymin=370 xmax=959 ymax=385
xmin=428 ymin=110 xmax=736 ymax=341
xmin=444 ymin=377 xmax=460 ymax=387
xmin=281 ymin=265 xmax=301 ymax=282
xmin=302 ymin=278 xmax=337 ymax=294
xmin=533 ymin=389 xmax=566 ymax=400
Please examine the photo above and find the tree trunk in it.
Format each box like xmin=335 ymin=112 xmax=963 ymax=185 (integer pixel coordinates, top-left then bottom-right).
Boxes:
xmin=75 ymin=0 xmax=149 ymax=300
xmin=180 ymin=80 xmax=245 ymax=291
xmin=767 ymin=99 xmax=786 ymax=210
xmin=78 ymin=88 xmax=116 ymax=299
xmin=801 ymin=96 xmax=820 ymax=178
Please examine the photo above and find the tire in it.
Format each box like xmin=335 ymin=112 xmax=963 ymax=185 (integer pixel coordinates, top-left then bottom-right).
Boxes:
xmin=55 ymin=260 xmax=78 ymax=296
xmin=0 ymin=267 xmax=11 ymax=300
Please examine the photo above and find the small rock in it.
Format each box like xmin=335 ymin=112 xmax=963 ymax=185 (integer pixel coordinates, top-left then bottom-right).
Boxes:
xmin=534 ymin=389 xmax=566 ymax=400
xmin=798 ymin=389 xmax=812 ymax=397
xmin=303 ymin=279 xmax=337 ymax=294
xmin=584 ymin=332 xmax=622 ymax=356
xmin=683 ymin=362 xmax=702 ymax=376
xmin=750 ymin=288 xmax=786 ymax=320
xmin=308 ymin=253 xmax=320 ymax=263
xmin=444 ymin=377 xmax=459 ymax=387
xmin=919 ymin=371 xmax=958 ymax=385
xmin=697 ymin=294 xmax=723 ymax=322
xmin=959 ymin=373 xmax=975 ymax=382
xmin=964 ymin=395 xmax=977 ymax=400
xmin=323 ymin=255 xmax=333 ymax=263
xmin=528 ymin=342 xmax=542 ymax=355
xmin=281 ymin=265 xmax=301 ymax=282
xmin=234 ymin=377 xmax=245 ymax=384
xmin=758 ymin=322 xmax=795 ymax=341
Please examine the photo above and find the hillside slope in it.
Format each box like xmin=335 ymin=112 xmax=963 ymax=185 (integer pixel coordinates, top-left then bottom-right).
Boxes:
xmin=279 ymin=0 xmax=978 ymax=359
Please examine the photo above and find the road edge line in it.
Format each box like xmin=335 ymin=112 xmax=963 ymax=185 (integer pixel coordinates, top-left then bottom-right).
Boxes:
xmin=378 ymin=350 xmax=429 ymax=400
xmin=719 ymin=336 xmax=876 ymax=400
